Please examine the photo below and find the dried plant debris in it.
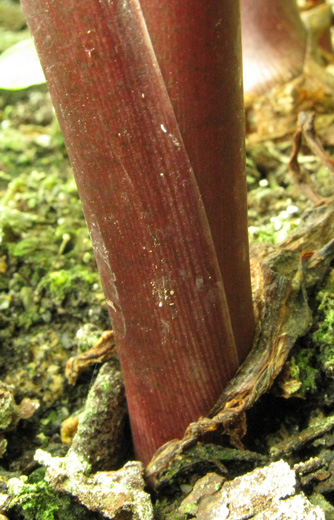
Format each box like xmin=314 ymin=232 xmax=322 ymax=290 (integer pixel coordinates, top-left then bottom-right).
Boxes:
xmin=65 ymin=330 xmax=116 ymax=385
xmin=146 ymin=201 xmax=334 ymax=485
xmin=178 ymin=460 xmax=325 ymax=520
xmin=245 ymin=58 xmax=334 ymax=143
xmin=295 ymin=112 xmax=334 ymax=174
xmin=279 ymin=259 xmax=334 ymax=402
xmin=270 ymin=415 xmax=334 ymax=460
xmin=289 ymin=111 xmax=334 ymax=203
xmin=149 ymin=442 xmax=267 ymax=492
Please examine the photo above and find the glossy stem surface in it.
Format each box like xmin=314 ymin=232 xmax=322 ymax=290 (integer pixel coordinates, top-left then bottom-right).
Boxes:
xmin=20 ymin=0 xmax=239 ymax=465
xmin=140 ymin=0 xmax=254 ymax=362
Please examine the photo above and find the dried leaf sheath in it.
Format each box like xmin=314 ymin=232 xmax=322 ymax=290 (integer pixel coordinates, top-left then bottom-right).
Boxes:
xmin=20 ymin=0 xmax=239 ymax=464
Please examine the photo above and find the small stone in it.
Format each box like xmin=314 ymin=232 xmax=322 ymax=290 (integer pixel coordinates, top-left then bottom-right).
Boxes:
xmin=17 ymin=397 xmax=40 ymax=420
xmin=179 ymin=473 xmax=225 ymax=516
xmin=60 ymin=416 xmax=79 ymax=445
xmin=179 ymin=460 xmax=325 ymax=520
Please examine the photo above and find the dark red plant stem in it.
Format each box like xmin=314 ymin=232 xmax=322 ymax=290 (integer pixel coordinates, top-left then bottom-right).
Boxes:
xmin=20 ymin=0 xmax=240 ymax=465
xmin=241 ymin=0 xmax=307 ymax=97
xmin=139 ymin=0 xmax=254 ymax=362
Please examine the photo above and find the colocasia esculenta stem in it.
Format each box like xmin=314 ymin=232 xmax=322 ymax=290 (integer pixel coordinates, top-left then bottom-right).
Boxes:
xmin=20 ymin=0 xmax=253 ymax=465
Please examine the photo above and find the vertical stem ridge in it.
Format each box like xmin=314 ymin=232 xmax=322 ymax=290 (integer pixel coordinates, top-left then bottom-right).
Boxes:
xmin=139 ymin=0 xmax=255 ymax=361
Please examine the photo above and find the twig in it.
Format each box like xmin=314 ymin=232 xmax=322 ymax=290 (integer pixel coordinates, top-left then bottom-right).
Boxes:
xmin=289 ymin=112 xmax=323 ymax=203
xmin=289 ymin=110 xmax=334 ymax=203
xmin=299 ymin=111 xmax=334 ymax=173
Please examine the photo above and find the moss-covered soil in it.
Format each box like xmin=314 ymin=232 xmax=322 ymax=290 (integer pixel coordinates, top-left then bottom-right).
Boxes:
xmin=0 ymin=86 xmax=111 ymax=518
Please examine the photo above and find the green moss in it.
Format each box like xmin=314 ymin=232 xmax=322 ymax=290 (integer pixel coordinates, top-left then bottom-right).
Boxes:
xmin=154 ymin=498 xmax=187 ymax=520
xmin=0 ymin=164 xmax=104 ymax=334
xmin=154 ymin=442 xmax=265 ymax=492
xmin=0 ymin=205 xmax=37 ymax=243
xmin=7 ymin=475 xmax=95 ymax=520
xmin=100 ymin=379 xmax=111 ymax=392
xmin=0 ymin=123 xmax=108 ymax=400
xmin=249 ymin=207 xmax=300 ymax=244
xmin=182 ymin=503 xmax=197 ymax=514
xmin=0 ymin=388 xmax=17 ymax=429
xmin=38 ymin=266 xmax=99 ymax=304
xmin=8 ymin=235 xmax=54 ymax=259
xmin=280 ymin=269 xmax=334 ymax=397
xmin=285 ymin=351 xmax=319 ymax=396
xmin=312 ymin=271 xmax=334 ymax=378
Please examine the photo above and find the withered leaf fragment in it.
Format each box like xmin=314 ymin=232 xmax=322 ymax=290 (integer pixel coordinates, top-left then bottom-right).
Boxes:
xmin=146 ymin=202 xmax=334 ymax=484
